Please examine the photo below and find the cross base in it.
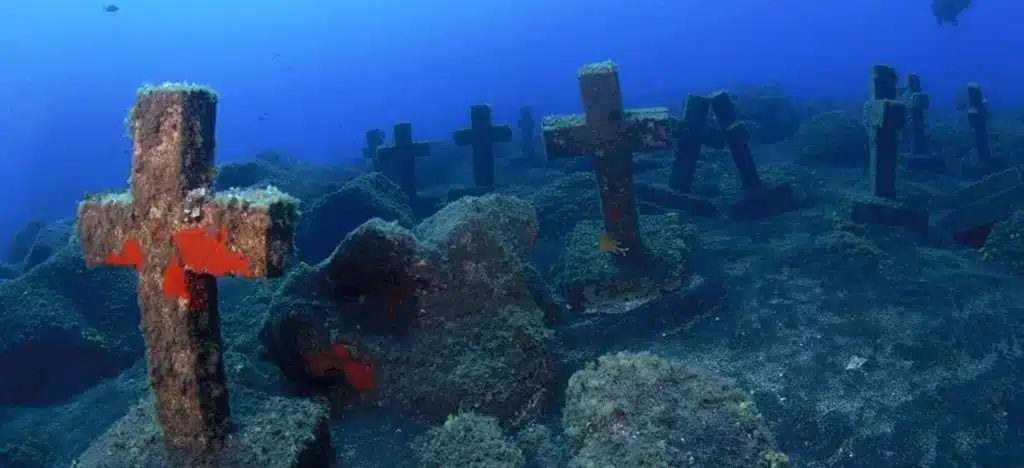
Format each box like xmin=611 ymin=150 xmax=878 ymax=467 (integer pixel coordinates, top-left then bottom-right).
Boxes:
xmin=851 ymin=197 xmax=930 ymax=234
xmin=730 ymin=184 xmax=800 ymax=220
xmin=73 ymin=393 xmax=332 ymax=468
xmin=904 ymin=154 xmax=949 ymax=174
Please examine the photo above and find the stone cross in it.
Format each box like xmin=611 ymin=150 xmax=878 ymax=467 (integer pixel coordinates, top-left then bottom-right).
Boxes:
xmin=865 ymin=65 xmax=906 ymax=199
xmin=542 ymin=60 xmax=672 ymax=259
xmin=851 ymin=66 xmax=928 ymax=234
xmin=453 ymin=104 xmax=512 ymax=188
xmin=905 ymin=74 xmax=929 ymax=156
xmin=378 ymin=122 xmax=431 ymax=200
xmin=362 ymin=128 xmax=385 ymax=172
xmin=965 ymin=83 xmax=993 ymax=165
xmin=903 ymin=73 xmax=944 ymax=173
xmin=518 ymin=106 xmax=537 ymax=161
xmin=76 ymin=84 xmax=298 ymax=454
xmin=708 ymin=91 xmax=797 ymax=218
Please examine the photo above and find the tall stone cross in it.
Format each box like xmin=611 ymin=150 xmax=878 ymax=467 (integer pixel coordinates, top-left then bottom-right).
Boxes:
xmin=378 ymin=122 xmax=431 ymax=200
xmin=865 ymin=65 xmax=906 ymax=199
xmin=453 ymin=104 xmax=512 ymax=188
xmin=76 ymin=83 xmax=298 ymax=455
xmin=362 ymin=128 xmax=385 ymax=172
xmin=542 ymin=60 xmax=672 ymax=259
xmin=852 ymin=65 xmax=928 ymax=234
xmin=965 ymin=83 xmax=993 ymax=166
xmin=518 ymin=106 xmax=537 ymax=161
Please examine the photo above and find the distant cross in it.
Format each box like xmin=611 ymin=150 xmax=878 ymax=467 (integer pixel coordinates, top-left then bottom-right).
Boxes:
xmin=518 ymin=106 xmax=537 ymax=161
xmin=362 ymin=128 xmax=385 ymax=172
xmin=542 ymin=60 xmax=672 ymax=259
xmin=905 ymin=74 xmax=929 ymax=156
xmin=378 ymin=122 xmax=431 ymax=200
xmin=865 ymin=70 xmax=907 ymax=198
xmin=965 ymin=83 xmax=993 ymax=165
xmin=453 ymin=104 xmax=512 ymax=188
xmin=76 ymin=84 xmax=298 ymax=455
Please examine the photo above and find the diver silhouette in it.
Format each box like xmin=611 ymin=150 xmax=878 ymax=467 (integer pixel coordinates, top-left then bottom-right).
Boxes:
xmin=932 ymin=0 xmax=971 ymax=26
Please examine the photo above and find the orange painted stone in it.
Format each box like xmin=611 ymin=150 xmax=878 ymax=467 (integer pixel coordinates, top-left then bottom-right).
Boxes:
xmin=103 ymin=238 xmax=144 ymax=271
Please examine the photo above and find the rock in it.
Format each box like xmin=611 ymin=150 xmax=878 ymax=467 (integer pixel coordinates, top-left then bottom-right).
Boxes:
xmin=5 ymin=218 xmax=46 ymax=264
xmin=260 ymin=194 xmax=554 ymax=426
xmin=514 ymin=424 xmax=569 ymax=468
xmin=981 ymin=209 xmax=1024 ymax=273
xmin=791 ymin=110 xmax=869 ymax=167
xmin=214 ymin=150 xmax=356 ymax=209
xmin=0 ymin=237 xmax=141 ymax=405
xmin=71 ymin=387 xmax=331 ymax=468
xmin=294 ymin=173 xmax=415 ymax=264
xmin=527 ymin=172 xmax=601 ymax=241
xmin=731 ymin=84 xmax=802 ymax=144
xmin=415 ymin=413 xmax=525 ymax=468
xmin=0 ymin=263 xmax=17 ymax=281
xmin=552 ymin=213 xmax=698 ymax=313
xmin=563 ymin=352 xmax=789 ymax=468
xmin=21 ymin=218 xmax=74 ymax=273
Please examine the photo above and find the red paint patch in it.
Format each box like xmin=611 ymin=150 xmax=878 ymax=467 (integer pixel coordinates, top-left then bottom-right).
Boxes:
xmin=172 ymin=226 xmax=254 ymax=277
xmin=162 ymin=256 xmax=189 ymax=299
xmin=104 ymin=238 xmax=144 ymax=270
xmin=158 ymin=226 xmax=255 ymax=300
xmin=303 ymin=343 xmax=376 ymax=392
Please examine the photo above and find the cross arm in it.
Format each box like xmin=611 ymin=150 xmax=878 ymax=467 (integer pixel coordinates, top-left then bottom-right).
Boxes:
xmin=182 ymin=186 xmax=300 ymax=278
xmin=542 ymin=107 xmax=673 ymax=159
xmin=77 ymin=192 xmax=138 ymax=267
xmin=490 ymin=125 xmax=512 ymax=143
xmin=452 ymin=129 xmax=475 ymax=147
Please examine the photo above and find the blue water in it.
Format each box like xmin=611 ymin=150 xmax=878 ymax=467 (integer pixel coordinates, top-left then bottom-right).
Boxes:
xmin=0 ymin=1 xmax=1016 ymax=247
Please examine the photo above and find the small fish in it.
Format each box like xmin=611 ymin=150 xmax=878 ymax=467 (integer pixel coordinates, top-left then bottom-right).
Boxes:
xmin=302 ymin=342 xmax=375 ymax=392
xmin=598 ymin=231 xmax=629 ymax=256
xmin=103 ymin=4 xmax=119 ymax=12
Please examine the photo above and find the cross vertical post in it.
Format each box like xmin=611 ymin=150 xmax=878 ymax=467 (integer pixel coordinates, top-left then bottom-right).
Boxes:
xmin=362 ymin=128 xmax=385 ymax=172
xmin=965 ymin=83 xmax=993 ymax=165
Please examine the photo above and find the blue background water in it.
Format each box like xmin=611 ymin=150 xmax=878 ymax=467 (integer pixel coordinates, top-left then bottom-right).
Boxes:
xmin=0 ymin=0 xmax=1015 ymax=247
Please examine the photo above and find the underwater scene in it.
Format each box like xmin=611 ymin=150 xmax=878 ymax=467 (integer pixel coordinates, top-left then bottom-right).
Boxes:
xmin=1 ymin=0 xmax=1021 ymax=467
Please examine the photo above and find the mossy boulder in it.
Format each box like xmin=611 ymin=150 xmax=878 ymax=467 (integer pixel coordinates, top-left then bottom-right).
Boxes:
xmin=552 ymin=213 xmax=698 ymax=312
xmin=981 ymin=209 xmax=1024 ymax=273
xmin=416 ymin=413 xmax=525 ymax=468
xmin=294 ymin=172 xmax=415 ymax=264
xmin=0 ymin=237 xmax=141 ymax=405
xmin=563 ymin=352 xmax=789 ymax=468
xmin=261 ymin=194 xmax=554 ymax=426
xmin=214 ymin=149 xmax=356 ymax=209
xmin=527 ymin=172 xmax=601 ymax=241
xmin=4 ymin=218 xmax=46 ymax=265
xmin=792 ymin=110 xmax=869 ymax=167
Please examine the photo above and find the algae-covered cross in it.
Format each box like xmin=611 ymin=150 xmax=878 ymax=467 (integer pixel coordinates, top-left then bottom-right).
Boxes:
xmin=542 ymin=60 xmax=673 ymax=260
xmin=76 ymin=83 xmax=298 ymax=455
xmin=453 ymin=104 xmax=512 ymax=188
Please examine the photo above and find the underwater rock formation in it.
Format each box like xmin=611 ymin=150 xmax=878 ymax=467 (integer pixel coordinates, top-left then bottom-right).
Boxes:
xmin=261 ymin=194 xmax=556 ymax=426
xmin=294 ymin=172 xmax=416 ymax=264
xmin=415 ymin=413 xmax=525 ymax=468
xmin=0 ymin=236 xmax=141 ymax=406
xmin=563 ymin=351 xmax=789 ymax=467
